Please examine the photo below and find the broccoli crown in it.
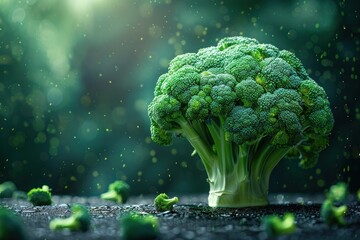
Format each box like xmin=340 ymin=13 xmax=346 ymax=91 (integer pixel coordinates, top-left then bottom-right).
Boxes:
xmin=148 ymin=36 xmax=334 ymax=207
xmin=0 ymin=208 xmax=27 ymax=240
xmin=49 ymin=204 xmax=91 ymax=232
xmin=120 ymin=212 xmax=159 ymax=240
xmin=154 ymin=193 xmax=179 ymax=212
xmin=100 ymin=180 xmax=130 ymax=204
xmin=0 ymin=181 xmax=17 ymax=198
xmin=27 ymin=185 xmax=52 ymax=206
xmin=262 ymin=213 xmax=296 ymax=236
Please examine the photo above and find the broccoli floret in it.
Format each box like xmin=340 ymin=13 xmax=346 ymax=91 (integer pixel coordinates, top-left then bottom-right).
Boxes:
xmin=0 ymin=208 xmax=28 ymax=240
xmin=154 ymin=193 xmax=179 ymax=212
xmin=357 ymin=189 xmax=360 ymax=202
xmin=262 ymin=213 xmax=296 ymax=237
xmin=49 ymin=204 xmax=91 ymax=232
xmin=27 ymin=185 xmax=52 ymax=206
xmin=326 ymin=182 xmax=348 ymax=202
xmin=0 ymin=181 xmax=17 ymax=198
xmin=320 ymin=199 xmax=347 ymax=226
xmin=148 ymin=36 xmax=334 ymax=207
xmin=100 ymin=180 xmax=130 ymax=204
xmin=120 ymin=212 xmax=159 ymax=240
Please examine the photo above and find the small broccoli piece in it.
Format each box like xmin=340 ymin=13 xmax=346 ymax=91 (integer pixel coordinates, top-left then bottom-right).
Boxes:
xmin=320 ymin=199 xmax=347 ymax=226
xmin=357 ymin=189 xmax=360 ymax=202
xmin=101 ymin=180 xmax=130 ymax=204
xmin=326 ymin=182 xmax=348 ymax=202
xmin=154 ymin=193 xmax=179 ymax=212
xmin=120 ymin=212 xmax=159 ymax=240
xmin=49 ymin=204 xmax=90 ymax=232
xmin=27 ymin=185 xmax=52 ymax=206
xmin=0 ymin=181 xmax=17 ymax=198
xmin=262 ymin=213 xmax=296 ymax=237
xmin=0 ymin=208 xmax=27 ymax=240
xmin=148 ymin=36 xmax=334 ymax=207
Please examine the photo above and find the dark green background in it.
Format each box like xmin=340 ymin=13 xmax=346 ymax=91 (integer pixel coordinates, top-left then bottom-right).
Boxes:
xmin=0 ymin=0 xmax=359 ymax=196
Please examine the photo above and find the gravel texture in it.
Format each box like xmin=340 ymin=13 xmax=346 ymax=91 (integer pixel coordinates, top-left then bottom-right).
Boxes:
xmin=1 ymin=194 xmax=359 ymax=240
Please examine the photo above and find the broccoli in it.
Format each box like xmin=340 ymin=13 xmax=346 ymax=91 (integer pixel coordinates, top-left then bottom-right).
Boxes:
xmin=0 ymin=208 xmax=28 ymax=240
xmin=0 ymin=181 xmax=17 ymax=198
xmin=320 ymin=199 xmax=347 ymax=226
xmin=326 ymin=182 xmax=348 ymax=202
xmin=27 ymin=185 xmax=52 ymax=206
xmin=49 ymin=204 xmax=91 ymax=232
xmin=120 ymin=212 xmax=159 ymax=240
xmin=320 ymin=182 xmax=348 ymax=226
xmin=357 ymin=189 xmax=360 ymax=202
xmin=148 ymin=36 xmax=334 ymax=207
xmin=262 ymin=213 xmax=296 ymax=236
xmin=154 ymin=193 xmax=178 ymax=212
xmin=100 ymin=180 xmax=130 ymax=204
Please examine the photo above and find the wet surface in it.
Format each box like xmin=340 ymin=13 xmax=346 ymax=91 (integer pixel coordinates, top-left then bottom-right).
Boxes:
xmin=1 ymin=194 xmax=359 ymax=239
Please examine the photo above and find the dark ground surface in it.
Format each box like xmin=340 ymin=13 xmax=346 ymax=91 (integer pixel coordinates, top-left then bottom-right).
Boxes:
xmin=1 ymin=193 xmax=360 ymax=240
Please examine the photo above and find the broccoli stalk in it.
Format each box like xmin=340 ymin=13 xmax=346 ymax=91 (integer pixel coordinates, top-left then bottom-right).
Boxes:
xmin=148 ymin=36 xmax=334 ymax=207
xmin=177 ymin=115 xmax=290 ymax=207
xmin=49 ymin=204 xmax=91 ymax=232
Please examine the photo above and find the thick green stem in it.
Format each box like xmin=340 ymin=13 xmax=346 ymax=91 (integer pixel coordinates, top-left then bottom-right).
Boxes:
xmin=208 ymin=172 xmax=269 ymax=207
xmin=236 ymin=145 xmax=250 ymax=182
xmin=206 ymin=118 xmax=234 ymax=175
xmin=175 ymin=116 xmax=292 ymax=208
xmin=260 ymin=148 xmax=290 ymax=194
xmin=177 ymin=117 xmax=215 ymax=175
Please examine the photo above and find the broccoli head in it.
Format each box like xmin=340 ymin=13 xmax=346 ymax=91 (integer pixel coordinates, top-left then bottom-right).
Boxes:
xmin=148 ymin=36 xmax=334 ymax=207
xmin=154 ymin=193 xmax=179 ymax=212
xmin=27 ymin=185 xmax=52 ymax=206
xmin=262 ymin=213 xmax=296 ymax=237
xmin=0 ymin=181 xmax=17 ymax=198
xmin=49 ymin=204 xmax=91 ymax=232
xmin=0 ymin=208 xmax=28 ymax=240
xmin=100 ymin=180 xmax=130 ymax=204
xmin=120 ymin=212 xmax=159 ymax=240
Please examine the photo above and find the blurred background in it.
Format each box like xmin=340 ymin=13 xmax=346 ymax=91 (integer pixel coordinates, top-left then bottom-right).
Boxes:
xmin=0 ymin=0 xmax=359 ymax=196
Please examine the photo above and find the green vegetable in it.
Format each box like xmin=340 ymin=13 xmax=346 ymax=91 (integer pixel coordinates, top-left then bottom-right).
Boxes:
xmin=326 ymin=182 xmax=348 ymax=202
xmin=0 ymin=208 xmax=28 ymax=240
xmin=320 ymin=199 xmax=347 ymax=226
xmin=154 ymin=193 xmax=178 ymax=212
xmin=49 ymin=204 xmax=91 ymax=232
xmin=120 ymin=212 xmax=159 ymax=240
xmin=357 ymin=189 xmax=360 ymax=201
xmin=0 ymin=181 xmax=17 ymax=198
xmin=262 ymin=213 xmax=296 ymax=236
xmin=148 ymin=36 xmax=334 ymax=207
xmin=27 ymin=185 xmax=52 ymax=206
xmin=100 ymin=180 xmax=130 ymax=204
